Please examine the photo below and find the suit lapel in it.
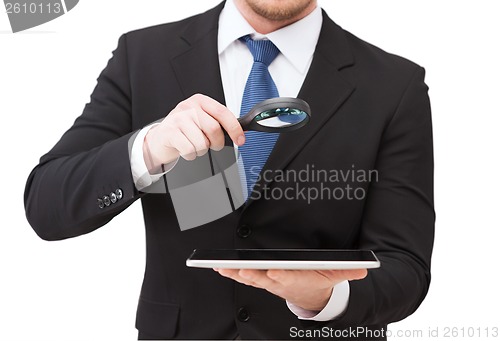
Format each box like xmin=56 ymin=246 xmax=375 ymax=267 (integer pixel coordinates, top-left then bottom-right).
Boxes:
xmin=245 ymin=12 xmax=356 ymax=206
xmin=170 ymin=2 xmax=226 ymax=106
xmin=169 ymin=2 xmax=235 ymax=150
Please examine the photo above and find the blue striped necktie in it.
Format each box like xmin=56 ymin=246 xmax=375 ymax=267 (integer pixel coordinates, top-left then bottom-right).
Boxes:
xmin=239 ymin=35 xmax=280 ymax=198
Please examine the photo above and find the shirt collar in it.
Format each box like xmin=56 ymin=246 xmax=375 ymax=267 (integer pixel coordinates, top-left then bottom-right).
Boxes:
xmin=218 ymin=0 xmax=323 ymax=74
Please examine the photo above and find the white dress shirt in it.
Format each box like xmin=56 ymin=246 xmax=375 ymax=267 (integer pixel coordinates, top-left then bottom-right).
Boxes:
xmin=130 ymin=0 xmax=349 ymax=321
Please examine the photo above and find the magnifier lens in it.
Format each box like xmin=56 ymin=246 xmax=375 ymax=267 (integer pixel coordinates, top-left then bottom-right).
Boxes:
xmin=237 ymin=97 xmax=311 ymax=132
xmin=255 ymin=108 xmax=308 ymax=128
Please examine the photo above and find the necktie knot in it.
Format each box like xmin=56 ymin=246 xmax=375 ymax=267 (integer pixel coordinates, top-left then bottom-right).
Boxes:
xmin=240 ymin=35 xmax=280 ymax=67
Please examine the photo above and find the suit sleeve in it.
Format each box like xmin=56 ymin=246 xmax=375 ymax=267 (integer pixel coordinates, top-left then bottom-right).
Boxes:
xmin=24 ymin=34 xmax=142 ymax=241
xmin=341 ymin=66 xmax=434 ymax=326
xmin=300 ymin=66 xmax=434 ymax=330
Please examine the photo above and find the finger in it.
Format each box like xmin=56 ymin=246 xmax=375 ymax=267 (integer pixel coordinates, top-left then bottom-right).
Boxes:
xmin=189 ymin=94 xmax=245 ymax=146
xmin=215 ymin=269 xmax=261 ymax=288
xmin=169 ymin=110 xmax=209 ymax=158
xmin=214 ymin=268 xmax=239 ymax=281
xmin=268 ymin=269 xmax=341 ymax=289
xmin=214 ymin=268 xmax=238 ymax=279
xmin=318 ymin=269 xmax=368 ymax=282
xmin=178 ymin=119 xmax=210 ymax=157
xmin=347 ymin=269 xmax=368 ymax=280
xmin=239 ymin=269 xmax=278 ymax=289
xmin=262 ymin=269 xmax=369 ymax=290
xmin=198 ymin=114 xmax=225 ymax=151
xmin=266 ymin=269 xmax=294 ymax=286
xmin=164 ymin=129 xmax=198 ymax=161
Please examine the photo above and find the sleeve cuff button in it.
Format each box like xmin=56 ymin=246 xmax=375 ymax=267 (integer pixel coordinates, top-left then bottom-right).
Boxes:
xmin=103 ymin=196 xmax=111 ymax=206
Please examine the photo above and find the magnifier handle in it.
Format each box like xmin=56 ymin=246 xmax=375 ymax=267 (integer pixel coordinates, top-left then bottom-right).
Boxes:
xmin=236 ymin=117 xmax=249 ymax=131
xmin=221 ymin=118 xmax=248 ymax=135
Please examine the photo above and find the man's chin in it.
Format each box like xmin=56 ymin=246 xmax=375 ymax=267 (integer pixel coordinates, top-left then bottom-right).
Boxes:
xmin=244 ymin=0 xmax=316 ymax=22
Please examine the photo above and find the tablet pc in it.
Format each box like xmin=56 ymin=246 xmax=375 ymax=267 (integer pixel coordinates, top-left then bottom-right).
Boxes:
xmin=186 ymin=249 xmax=380 ymax=270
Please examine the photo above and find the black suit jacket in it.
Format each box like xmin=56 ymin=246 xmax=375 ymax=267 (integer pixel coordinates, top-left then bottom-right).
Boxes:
xmin=24 ymin=2 xmax=434 ymax=340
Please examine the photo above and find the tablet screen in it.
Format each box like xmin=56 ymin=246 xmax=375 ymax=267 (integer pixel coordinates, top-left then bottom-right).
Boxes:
xmin=190 ymin=249 xmax=376 ymax=261
xmin=186 ymin=249 xmax=380 ymax=270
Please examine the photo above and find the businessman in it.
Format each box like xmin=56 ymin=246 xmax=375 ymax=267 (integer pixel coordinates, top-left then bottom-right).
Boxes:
xmin=24 ymin=0 xmax=434 ymax=339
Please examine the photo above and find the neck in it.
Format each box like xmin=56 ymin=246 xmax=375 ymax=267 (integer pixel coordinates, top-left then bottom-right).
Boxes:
xmin=233 ymin=0 xmax=317 ymax=35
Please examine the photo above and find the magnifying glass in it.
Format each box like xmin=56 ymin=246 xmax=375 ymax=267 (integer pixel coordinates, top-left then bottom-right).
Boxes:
xmin=238 ymin=97 xmax=311 ymax=132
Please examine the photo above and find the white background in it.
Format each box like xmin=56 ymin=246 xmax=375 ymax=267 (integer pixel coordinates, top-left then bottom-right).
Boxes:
xmin=1 ymin=1 xmax=499 ymax=340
